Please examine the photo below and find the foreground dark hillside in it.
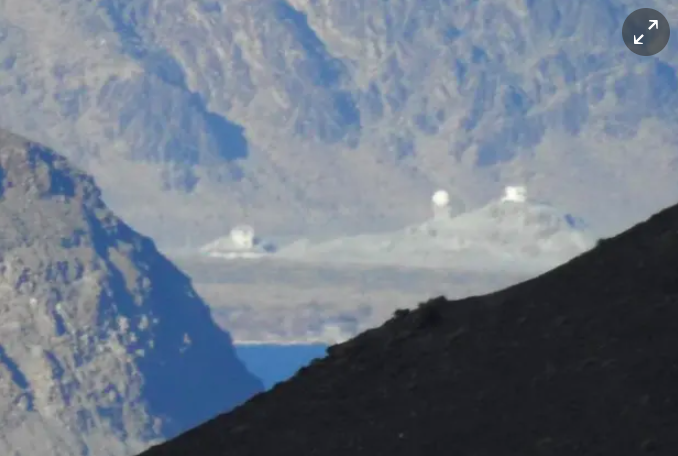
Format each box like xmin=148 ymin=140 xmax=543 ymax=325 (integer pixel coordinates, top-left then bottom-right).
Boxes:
xmin=139 ymin=202 xmax=678 ymax=455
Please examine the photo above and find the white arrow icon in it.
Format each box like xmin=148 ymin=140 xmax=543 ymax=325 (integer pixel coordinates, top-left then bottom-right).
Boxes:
xmin=634 ymin=34 xmax=644 ymax=44
xmin=649 ymin=20 xmax=659 ymax=30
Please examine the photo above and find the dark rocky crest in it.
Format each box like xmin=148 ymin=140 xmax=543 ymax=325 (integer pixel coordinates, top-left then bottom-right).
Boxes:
xmin=140 ymin=199 xmax=678 ymax=455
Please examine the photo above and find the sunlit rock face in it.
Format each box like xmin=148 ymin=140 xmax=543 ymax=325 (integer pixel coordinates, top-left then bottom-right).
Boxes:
xmin=0 ymin=129 xmax=264 ymax=456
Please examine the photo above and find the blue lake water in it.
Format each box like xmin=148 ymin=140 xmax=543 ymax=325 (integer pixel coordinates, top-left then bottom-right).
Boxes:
xmin=234 ymin=343 xmax=328 ymax=390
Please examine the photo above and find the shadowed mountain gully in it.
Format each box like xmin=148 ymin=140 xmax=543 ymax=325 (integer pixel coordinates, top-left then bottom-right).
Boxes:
xmin=140 ymin=200 xmax=678 ymax=455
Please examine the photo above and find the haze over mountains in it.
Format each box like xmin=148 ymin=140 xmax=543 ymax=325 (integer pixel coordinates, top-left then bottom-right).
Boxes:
xmin=186 ymin=185 xmax=593 ymax=344
xmin=1 ymin=0 xmax=677 ymax=245
xmin=0 ymin=130 xmax=263 ymax=456
xmin=0 ymin=1 xmax=676 ymax=454
xmin=139 ymin=196 xmax=678 ymax=456
xmin=276 ymin=186 xmax=595 ymax=271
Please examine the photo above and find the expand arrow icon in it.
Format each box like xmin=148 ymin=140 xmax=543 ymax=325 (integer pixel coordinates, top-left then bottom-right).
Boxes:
xmin=649 ymin=20 xmax=659 ymax=30
xmin=634 ymin=34 xmax=644 ymax=44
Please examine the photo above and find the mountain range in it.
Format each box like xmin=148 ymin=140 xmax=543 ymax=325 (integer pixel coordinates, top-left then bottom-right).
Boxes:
xmin=1 ymin=0 xmax=678 ymax=246
xmin=0 ymin=130 xmax=263 ymax=455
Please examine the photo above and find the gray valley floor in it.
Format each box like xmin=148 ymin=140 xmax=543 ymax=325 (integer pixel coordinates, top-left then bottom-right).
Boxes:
xmin=172 ymin=255 xmax=531 ymax=344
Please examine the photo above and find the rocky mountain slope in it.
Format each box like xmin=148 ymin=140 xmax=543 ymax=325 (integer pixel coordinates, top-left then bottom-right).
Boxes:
xmin=0 ymin=130 xmax=263 ymax=456
xmin=1 ymin=0 xmax=678 ymax=245
xmin=139 ymin=199 xmax=678 ymax=455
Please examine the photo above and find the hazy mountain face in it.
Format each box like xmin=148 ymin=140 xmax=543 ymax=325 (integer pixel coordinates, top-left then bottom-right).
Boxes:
xmin=275 ymin=195 xmax=595 ymax=271
xmin=0 ymin=0 xmax=677 ymax=245
xmin=0 ymin=130 xmax=263 ymax=456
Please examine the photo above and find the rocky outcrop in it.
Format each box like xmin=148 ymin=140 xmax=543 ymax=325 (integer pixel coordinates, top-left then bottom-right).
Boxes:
xmin=0 ymin=130 xmax=263 ymax=456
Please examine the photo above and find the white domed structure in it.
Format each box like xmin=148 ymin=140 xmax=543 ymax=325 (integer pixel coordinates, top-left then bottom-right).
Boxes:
xmin=230 ymin=225 xmax=255 ymax=249
xmin=501 ymin=186 xmax=527 ymax=203
xmin=199 ymin=224 xmax=277 ymax=259
xmin=431 ymin=189 xmax=452 ymax=219
xmin=432 ymin=190 xmax=450 ymax=208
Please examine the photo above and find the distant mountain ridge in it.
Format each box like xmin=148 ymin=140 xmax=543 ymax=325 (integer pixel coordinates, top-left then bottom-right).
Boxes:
xmin=0 ymin=129 xmax=263 ymax=456
xmin=276 ymin=186 xmax=595 ymax=271
xmin=138 ymin=194 xmax=678 ymax=456
xmin=1 ymin=0 xmax=678 ymax=244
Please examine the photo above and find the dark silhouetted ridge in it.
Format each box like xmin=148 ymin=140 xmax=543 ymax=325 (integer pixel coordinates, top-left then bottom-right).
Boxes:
xmin=138 ymin=202 xmax=678 ymax=456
